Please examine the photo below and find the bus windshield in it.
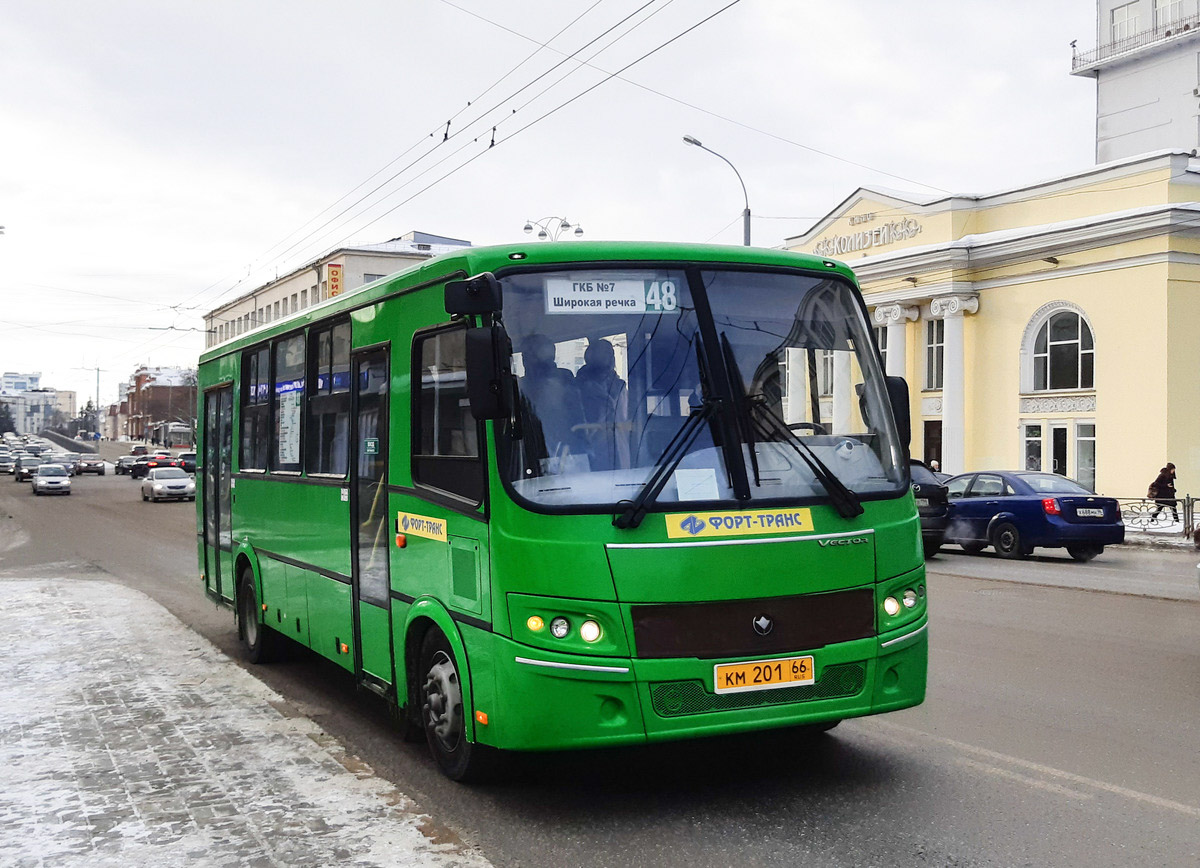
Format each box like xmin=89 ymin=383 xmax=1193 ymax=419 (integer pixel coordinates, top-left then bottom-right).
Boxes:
xmin=497 ymin=266 xmax=906 ymax=512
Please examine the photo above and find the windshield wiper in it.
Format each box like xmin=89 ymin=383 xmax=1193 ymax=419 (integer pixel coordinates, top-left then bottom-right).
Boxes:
xmin=720 ymin=334 xmax=760 ymax=487
xmin=747 ymin=396 xmax=864 ymax=519
xmin=613 ymin=397 xmax=720 ymax=530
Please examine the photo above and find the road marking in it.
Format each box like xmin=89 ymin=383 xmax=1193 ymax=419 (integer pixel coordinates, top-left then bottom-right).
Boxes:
xmin=868 ymin=719 xmax=1200 ymax=819
xmin=953 ymin=756 xmax=1093 ymax=800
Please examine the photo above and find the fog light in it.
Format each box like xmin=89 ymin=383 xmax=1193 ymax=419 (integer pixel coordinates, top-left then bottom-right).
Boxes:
xmin=883 ymin=596 xmax=901 ymax=616
xmin=580 ymin=620 xmax=602 ymax=643
xmin=903 ymin=589 xmax=918 ymax=608
xmin=526 ymin=615 xmax=545 ymax=632
xmin=549 ymin=616 xmax=571 ymax=639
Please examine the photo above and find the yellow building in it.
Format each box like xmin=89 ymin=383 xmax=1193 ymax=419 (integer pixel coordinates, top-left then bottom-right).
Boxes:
xmin=784 ymin=149 xmax=1200 ymax=498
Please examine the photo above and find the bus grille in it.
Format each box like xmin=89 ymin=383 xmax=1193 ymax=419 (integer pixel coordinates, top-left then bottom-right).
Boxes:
xmin=649 ymin=662 xmax=867 ymax=717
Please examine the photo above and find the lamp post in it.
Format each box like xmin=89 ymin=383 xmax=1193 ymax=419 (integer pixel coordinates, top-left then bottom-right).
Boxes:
xmin=682 ymin=134 xmax=750 ymax=246
xmin=523 ymin=217 xmax=584 ymax=241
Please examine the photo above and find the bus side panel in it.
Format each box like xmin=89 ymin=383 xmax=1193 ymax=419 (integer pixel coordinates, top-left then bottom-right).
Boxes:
xmin=285 ymin=563 xmax=311 ymax=646
xmin=307 ymin=573 xmax=354 ymax=672
xmin=257 ymin=557 xmax=288 ymax=634
xmin=358 ymin=603 xmax=392 ymax=683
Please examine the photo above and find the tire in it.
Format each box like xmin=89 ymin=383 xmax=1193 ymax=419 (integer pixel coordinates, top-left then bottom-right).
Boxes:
xmin=99 ymin=469 xmax=105 ymax=476
xmin=1067 ymin=544 xmax=1102 ymax=562
xmin=142 ymin=493 xmax=148 ymax=501
xmin=993 ymin=522 xmax=1028 ymax=559
xmin=923 ymin=541 xmax=941 ymax=558
xmin=960 ymin=540 xmax=986 ymax=554
xmin=237 ymin=572 xmax=276 ymax=664
xmin=418 ymin=628 xmax=498 ymax=782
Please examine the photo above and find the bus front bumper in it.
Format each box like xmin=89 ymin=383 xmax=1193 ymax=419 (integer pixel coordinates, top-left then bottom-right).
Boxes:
xmin=478 ymin=618 xmax=927 ymax=752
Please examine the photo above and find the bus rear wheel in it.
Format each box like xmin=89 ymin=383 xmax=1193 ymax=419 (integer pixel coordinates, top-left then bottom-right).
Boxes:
xmin=418 ymin=628 xmax=497 ymax=782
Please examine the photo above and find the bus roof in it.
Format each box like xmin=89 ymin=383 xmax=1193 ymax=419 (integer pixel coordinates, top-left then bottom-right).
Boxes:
xmin=200 ymin=240 xmax=856 ymax=363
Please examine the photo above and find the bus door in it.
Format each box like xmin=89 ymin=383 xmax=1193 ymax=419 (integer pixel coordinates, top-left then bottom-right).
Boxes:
xmin=202 ymin=385 xmax=234 ymax=603
xmin=350 ymin=346 xmax=395 ymax=694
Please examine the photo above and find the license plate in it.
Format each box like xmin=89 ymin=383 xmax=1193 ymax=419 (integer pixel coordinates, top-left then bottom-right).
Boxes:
xmin=915 ymin=497 xmax=930 ymax=507
xmin=1077 ymin=508 xmax=1104 ymax=517
xmin=714 ymin=655 xmax=815 ymax=694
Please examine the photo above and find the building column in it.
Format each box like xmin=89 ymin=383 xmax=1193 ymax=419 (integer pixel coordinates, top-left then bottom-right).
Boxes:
xmin=930 ymin=294 xmax=979 ymax=475
xmin=872 ymin=304 xmax=920 ymax=379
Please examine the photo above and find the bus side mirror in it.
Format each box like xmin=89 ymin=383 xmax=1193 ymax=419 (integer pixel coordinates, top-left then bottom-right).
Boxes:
xmin=886 ymin=376 xmax=911 ymax=452
xmin=445 ymin=273 xmax=502 ymax=315
xmin=465 ymin=325 xmax=513 ymax=420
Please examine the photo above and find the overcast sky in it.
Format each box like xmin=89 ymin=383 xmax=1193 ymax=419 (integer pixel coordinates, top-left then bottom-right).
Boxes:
xmin=0 ymin=0 xmax=1099 ymax=408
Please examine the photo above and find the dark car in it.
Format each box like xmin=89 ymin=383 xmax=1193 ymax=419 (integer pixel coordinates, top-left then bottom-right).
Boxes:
xmin=78 ymin=455 xmax=105 ymax=475
xmin=943 ymin=470 xmax=1124 ymax=561
xmin=178 ymin=451 xmax=197 ymax=474
xmin=130 ymin=444 xmax=148 ymax=456
xmin=910 ymin=459 xmax=949 ymax=558
xmin=47 ymin=453 xmax=81 ymax=476
xmin=115 ymin=455 xmax=139 ymax=475
xmin=14 ymin=456 xmax=43 ymax=482
xmin=129 ymin=454 xmax=182 ymax=479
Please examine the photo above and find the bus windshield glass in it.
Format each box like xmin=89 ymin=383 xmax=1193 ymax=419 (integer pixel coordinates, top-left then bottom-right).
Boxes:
xmin=497 ymin=266 xmax=906 ymax=510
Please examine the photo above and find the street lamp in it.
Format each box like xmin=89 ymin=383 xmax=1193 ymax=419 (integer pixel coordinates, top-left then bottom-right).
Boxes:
xmin=682 ymin=134 xmax=751 ymax=246
xmin=523 ymin=217 xmax=584 ymax=241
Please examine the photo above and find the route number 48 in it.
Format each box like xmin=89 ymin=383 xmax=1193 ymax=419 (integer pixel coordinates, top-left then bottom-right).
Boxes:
xmin=644 ymin=280 xmax=678 ymax=312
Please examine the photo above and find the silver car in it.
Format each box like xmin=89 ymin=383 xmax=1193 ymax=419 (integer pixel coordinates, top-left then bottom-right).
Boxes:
xmin=31 ymin=464 xmax=71 ymax=496
xmin=141 ymin=467 xmax=195 ymax=502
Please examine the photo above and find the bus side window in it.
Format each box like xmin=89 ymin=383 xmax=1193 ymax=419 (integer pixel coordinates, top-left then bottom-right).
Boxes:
xmin=306 ymin=322 xmax=351 ymax=476
xmin=412 ymin=325 xmax=484 ymax=503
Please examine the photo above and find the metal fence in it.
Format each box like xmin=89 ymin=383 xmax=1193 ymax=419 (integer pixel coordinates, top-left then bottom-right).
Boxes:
xmin=1116 ymin=495 xmax=1195 ymax=537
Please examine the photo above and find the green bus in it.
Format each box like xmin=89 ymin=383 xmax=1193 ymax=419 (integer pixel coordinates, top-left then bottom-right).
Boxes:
xmin=197 ymin=240 xmax=927 ymax=781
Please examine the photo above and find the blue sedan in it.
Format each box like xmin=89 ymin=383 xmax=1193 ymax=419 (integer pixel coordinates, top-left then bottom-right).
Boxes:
xmin=944 ymin=471 xmax=1124 ymax=561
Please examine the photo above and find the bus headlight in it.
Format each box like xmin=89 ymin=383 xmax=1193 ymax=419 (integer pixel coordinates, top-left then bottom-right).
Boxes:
xmin=549 ymin=617 xmax=571 ymax=639
xmin=526 ymin=615 xmax=545 ymax=633
xmin=579 ymin=620 xmax=602 ymax=643
xmin=883 ymin=596 xmax=901 ymax=617
xmin=903 ymin=590 xmax=918 ymax=608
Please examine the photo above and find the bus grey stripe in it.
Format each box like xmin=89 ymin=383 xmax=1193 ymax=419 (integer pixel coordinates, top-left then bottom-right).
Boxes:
xmin=881 ymin=622 xmax=927 ymax=648
xmin=606 ymin=529 xmax=875 ymax=550
xmin=514 ymin=656 xmax=630 ymax=674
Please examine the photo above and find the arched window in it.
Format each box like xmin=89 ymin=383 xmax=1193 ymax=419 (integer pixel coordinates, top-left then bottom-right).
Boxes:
xmin=1032 ymin=310 xmax=1093 ymax=391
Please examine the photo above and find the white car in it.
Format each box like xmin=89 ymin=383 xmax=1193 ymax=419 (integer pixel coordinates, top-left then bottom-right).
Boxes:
xmin=141 ymin=467 xmax=195 ymax=502
xmin=31 ymin=464 xmax=71 ymax=496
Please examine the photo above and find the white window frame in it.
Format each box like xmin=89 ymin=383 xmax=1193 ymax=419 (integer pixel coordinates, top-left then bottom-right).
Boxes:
xmin=925 ymin=318 xmax=944 ymax=390
xmin=1154 ymin=0 xmax=1182 ymax=28
xmin=1112 ymin=1 xmax=1140 ymax=42
xmin=1020 ymin=302 xmax=1096 ymax=394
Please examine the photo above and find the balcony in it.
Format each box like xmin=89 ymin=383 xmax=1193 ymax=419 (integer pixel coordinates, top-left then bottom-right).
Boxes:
xmin=1072 ymin=12 xmax=1200 ymax=74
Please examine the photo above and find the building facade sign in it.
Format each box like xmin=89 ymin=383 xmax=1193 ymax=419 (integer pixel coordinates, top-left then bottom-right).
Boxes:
xmin=812 ymin=217 xmax=923 ymax=257
xmin=328 ymin=263 xmax=343 ymax=297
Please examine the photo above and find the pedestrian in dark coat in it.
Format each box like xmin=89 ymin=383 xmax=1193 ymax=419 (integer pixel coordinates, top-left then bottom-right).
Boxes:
xmin=1149 ymin=462 xmax=1178 ymax=523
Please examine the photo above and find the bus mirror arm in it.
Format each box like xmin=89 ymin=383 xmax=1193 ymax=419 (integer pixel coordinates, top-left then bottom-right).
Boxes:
xmin=465 ymin=325 xmax=514 ymax=421
xmin=886 ymin=376 xmax=911 ymax=454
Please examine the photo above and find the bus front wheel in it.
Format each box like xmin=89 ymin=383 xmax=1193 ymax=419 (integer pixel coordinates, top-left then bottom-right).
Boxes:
xmin=237 ymin=573 xmax=276 ymax=664
xmin=418 ymin=628 xmax=497 ymax=782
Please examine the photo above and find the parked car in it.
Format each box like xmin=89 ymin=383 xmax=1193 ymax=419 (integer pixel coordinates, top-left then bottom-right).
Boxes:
xmin=129 ymin=454 xmax=182 ymax=479
xmin=910 ymin=459 xmax=950 ymax=558
xmin=31 ymin=463 xmax=71 ymax=496
xmin=141 ymin=467 xmax=196 ymax=502
xmin=943 ymin=470 xmax=1124 ymax=561
xmin=115 ymin=455 xmax=139 ymax=475
xmin=178 ymin=451 xmax=197 ymax=473
xmin=77 ymin=455 xmax=106 ymax=475
xmin=14 ymin=456 xmax=43 ymax=482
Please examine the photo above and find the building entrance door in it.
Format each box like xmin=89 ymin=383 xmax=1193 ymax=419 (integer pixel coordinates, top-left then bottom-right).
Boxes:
xmin=1051 ymin=425 xmax=1068 ymax=475
xmin=923 ymin=421 xmax=943 ymax=471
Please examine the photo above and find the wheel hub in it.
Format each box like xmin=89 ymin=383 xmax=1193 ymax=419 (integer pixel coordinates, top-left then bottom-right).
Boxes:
xmin=423 ymin=650 xmax=463 ymax=751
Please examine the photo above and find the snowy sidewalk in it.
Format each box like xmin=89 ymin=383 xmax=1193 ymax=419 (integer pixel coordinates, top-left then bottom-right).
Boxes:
xmin=0 ymin=579 xmax=491 ymax=868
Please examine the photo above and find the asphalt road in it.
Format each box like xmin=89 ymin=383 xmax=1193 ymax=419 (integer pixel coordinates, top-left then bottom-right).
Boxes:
xmin=2 ymin=465 xmax=1199 ymax=867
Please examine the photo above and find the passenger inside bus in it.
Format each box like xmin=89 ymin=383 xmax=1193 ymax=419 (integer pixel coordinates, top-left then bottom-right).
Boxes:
xmin=574 ymin=338 xmax=630 ymax=470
